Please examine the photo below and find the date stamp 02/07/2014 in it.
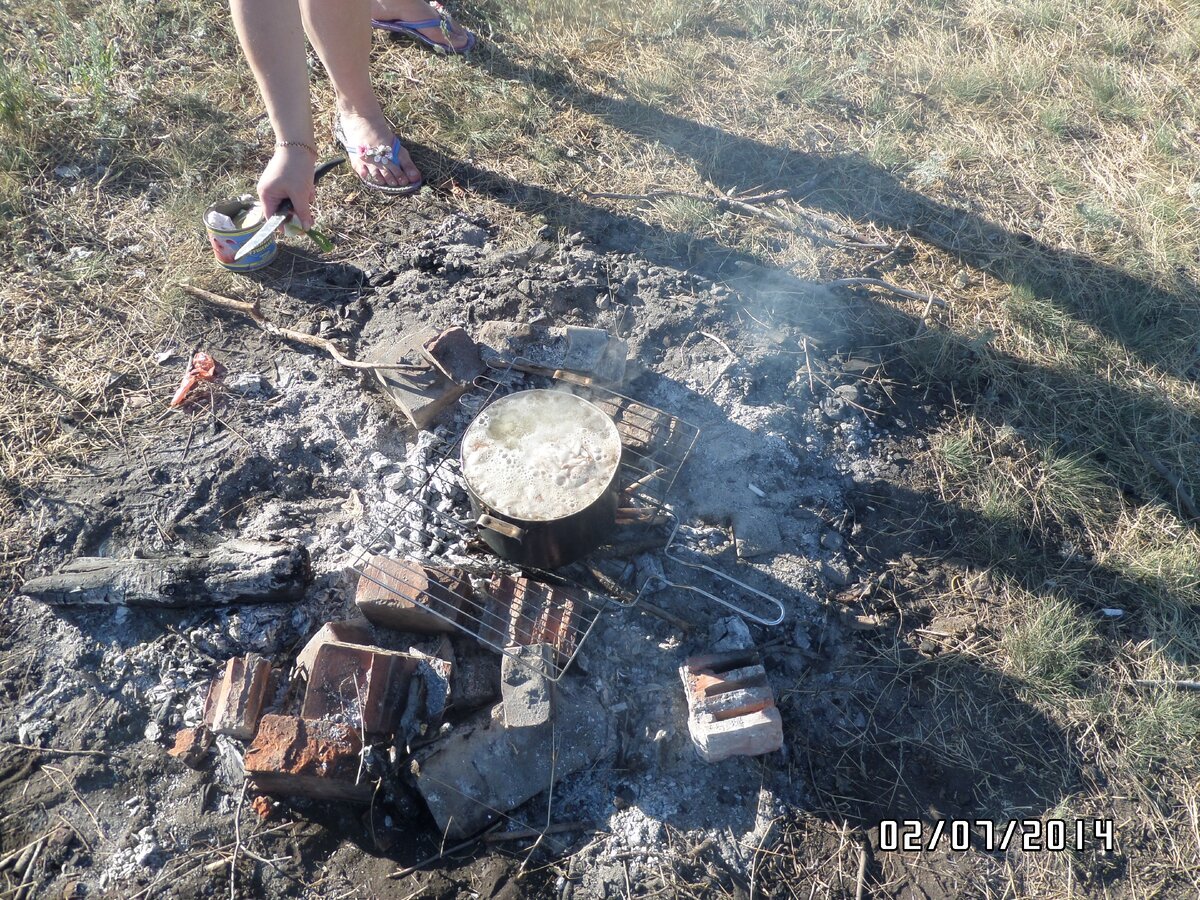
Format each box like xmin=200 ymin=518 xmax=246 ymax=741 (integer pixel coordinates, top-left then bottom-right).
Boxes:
xmin=879 ymin=819 xmax=1116 ymax=853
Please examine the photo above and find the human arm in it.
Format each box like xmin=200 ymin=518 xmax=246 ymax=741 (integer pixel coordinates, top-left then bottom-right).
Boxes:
xmin=229 ymin=0 xmax=317 ymax=229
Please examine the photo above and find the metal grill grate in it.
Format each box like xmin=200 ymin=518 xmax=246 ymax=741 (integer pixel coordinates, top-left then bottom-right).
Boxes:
xmin=352 ymin=360 xmax=701 ymax=680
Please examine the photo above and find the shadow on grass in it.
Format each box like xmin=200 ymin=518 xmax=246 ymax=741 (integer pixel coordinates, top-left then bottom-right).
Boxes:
xmin=455 ymin=43 xmax=1200 ymax=383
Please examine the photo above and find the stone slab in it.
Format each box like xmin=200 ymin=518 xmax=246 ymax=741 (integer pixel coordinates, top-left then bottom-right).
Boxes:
xmin=370 ymin=327 xmax=468 ymax=431
xmin=412 ymin=680 xmax=612 ymax=838
xmin=562 ymin=326 xmax=627 ymax=385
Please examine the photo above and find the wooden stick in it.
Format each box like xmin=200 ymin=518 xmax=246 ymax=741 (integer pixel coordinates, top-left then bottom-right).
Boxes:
xmin=1135 ymin=679 xmax=1200 ymax=691
xmin=388 ymin=823 xmax=503 ymax=879
xmin=11 ymin=838 xmax=43 ymax=900
xmin=1139 ymin=451 xmax=1200 ymax=521
xmin=179 ymin=284 xmax=409 ymax=372
xmin=825 ymin=277 xmax=947 ymax=308
xmin=0 ymin=742 xmax=111 ymax=758
xmin=854 ymin=841 xmax=868 ymax=900
xmin=582 ymin=188 xmax=791 ymax=206
xmin=623 ymin=467 xmax=667 ymax=497
xmin=581 ymin=188 xmax=889 ymax=250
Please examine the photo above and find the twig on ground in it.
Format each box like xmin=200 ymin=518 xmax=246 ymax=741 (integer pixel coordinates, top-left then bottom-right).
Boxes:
xmin=581 ymin=187 xmax=889 ymax=250
xmin=1135 ymin=679 xmax=1200 ymax=691
xmin=825 ymin=277 xmax=947 ymax=309
xmin=854 ymin=840 xmax=869 ymax=900
xmin=40 ymin=765 xmax=105 ymax=843
xmin=1138 ymin=450 xmax=1200 ymax=520
xmin=0 ymin=742 xmax=111 ymax=758
xmin=582 ymin=188 xmax=791 ymax=206
xmin=230 ymin=781 xmax=246 ymax=900
xmin=482 ymin=822 xmax=595 ymax=844
xmin=698 ymin=331 xmax=737 ymax=393
xmin=638 ymin=600 xmax=693 ymax=631
xmin=10 ymin=836 xmax=43 ymax=900
xmin=178 ymin=284 xmax=412 ymax=372
xmin=388 ymin=822 xmax=503 ymax=879
xmin=801 ymin=338 xmax=816 ymax=394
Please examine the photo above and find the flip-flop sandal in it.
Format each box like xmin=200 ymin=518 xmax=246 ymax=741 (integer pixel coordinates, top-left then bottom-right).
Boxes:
xmin=372 ymin=3 xmax=476 ymax=55
xmin=334 ymin=120 xmax=424 ymax=195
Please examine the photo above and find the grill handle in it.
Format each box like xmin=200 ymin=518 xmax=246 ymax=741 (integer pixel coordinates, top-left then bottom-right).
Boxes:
xmin=648 ymin=517 xmax=787 ymax=626
xmin=476 ymin=514 xmax=525 ymax=542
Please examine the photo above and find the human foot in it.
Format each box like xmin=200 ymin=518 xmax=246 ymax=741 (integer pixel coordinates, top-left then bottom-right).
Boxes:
xmin=334 ymin=108 xmax=423 ymax=193
xmin=371 ymin=0 xmax=474 ymax=53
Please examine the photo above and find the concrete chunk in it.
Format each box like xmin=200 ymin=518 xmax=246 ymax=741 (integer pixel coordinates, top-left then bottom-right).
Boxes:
xmin=562 ymin=326 xmax=627 ymax=385
xmin=501 ymin=644 xmax=554 ymax=729
xmin=450 ymin=647 xmax=501 ymax=712
xmin=412 ymin=680 xmax=613 ymax=838
xmin=398 ymin=648 xmax=454 ymax=745
xmin=732 ymin=508 xmax=782 ymax=559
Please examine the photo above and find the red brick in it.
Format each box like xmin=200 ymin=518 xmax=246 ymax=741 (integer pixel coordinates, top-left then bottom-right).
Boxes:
xmin=204 ymin=654 xmax=272 ymax=741
xmin=354 ymin=556 xmax=470 ymax=633
xmin=300 ymin=643 xmax=418 ymax=735
xmin=244 ymin=714 xmax=373 ymax=803
xmin=167 ymin=725 xmax=213 ymax=769
xmin=479 ymin=575 xmax=580 ymax=663
xmin=295 ymin=618 xmax=375 ymax=678
xmin=679 ymin=649 xmax=782 ymax=763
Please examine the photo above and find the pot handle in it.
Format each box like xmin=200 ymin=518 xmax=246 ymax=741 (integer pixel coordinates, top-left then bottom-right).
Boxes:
xmin=477 ymin=514 xmax=525 ymax=542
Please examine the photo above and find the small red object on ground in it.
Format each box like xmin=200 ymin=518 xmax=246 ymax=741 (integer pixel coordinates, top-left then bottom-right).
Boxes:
xmin=170 ymin=351 xmax=220 ymax=407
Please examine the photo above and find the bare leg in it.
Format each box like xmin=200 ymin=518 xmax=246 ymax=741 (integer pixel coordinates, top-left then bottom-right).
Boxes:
xmin=298 ymin=0 xmax=422 ymax=188
xmin=371 ymin=0 xmax=472 ymax=51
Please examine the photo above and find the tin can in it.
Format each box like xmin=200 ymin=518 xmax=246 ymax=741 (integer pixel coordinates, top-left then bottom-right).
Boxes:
xmin=204 ymin=197 xmax=278 ymax=272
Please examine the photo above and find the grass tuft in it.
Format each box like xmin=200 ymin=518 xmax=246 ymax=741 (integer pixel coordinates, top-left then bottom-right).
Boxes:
xmin=1003 ymin=589 xmax=1098 ymax=696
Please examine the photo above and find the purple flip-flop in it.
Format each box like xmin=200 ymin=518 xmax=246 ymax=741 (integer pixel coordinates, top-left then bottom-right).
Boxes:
xmin=372 ymin=3 xmax=477 ymax=55
xmin=334 ymin=121 xmax=424 ymax=195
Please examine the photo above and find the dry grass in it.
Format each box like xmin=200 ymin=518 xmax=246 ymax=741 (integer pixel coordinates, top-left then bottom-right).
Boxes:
xmin=4 ymin=0 xmax=1200 ymax=893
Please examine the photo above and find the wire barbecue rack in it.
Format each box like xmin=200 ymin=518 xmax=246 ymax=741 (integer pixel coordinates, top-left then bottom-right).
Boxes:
xmin=352 ymin=358 xmax=785 ymax=681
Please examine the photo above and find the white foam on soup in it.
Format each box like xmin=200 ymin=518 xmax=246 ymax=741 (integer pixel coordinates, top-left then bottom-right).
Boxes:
xmin=461 ymin=390 xmax=621 ymax=521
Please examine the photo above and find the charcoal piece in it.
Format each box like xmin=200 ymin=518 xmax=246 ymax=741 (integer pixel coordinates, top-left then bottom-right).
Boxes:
xmin=18 ymin=539 xmax=310 ymax=607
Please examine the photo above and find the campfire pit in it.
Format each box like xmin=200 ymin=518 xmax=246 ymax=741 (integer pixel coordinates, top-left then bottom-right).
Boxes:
xmin=352 ymin=358 xmax=785 ymax=682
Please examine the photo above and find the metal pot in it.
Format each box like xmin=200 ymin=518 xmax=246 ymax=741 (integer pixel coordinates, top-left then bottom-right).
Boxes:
xmin=460 ymin=390 xmax=622 ymax=569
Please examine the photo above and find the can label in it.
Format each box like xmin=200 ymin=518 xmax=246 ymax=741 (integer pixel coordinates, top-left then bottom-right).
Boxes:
xmin=204 ymin=201 xmax=278 ymax=272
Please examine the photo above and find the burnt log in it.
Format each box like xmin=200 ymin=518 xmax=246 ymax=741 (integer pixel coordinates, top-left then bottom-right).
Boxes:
xmin=18 ymin=538 xmax=310 ymax=607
